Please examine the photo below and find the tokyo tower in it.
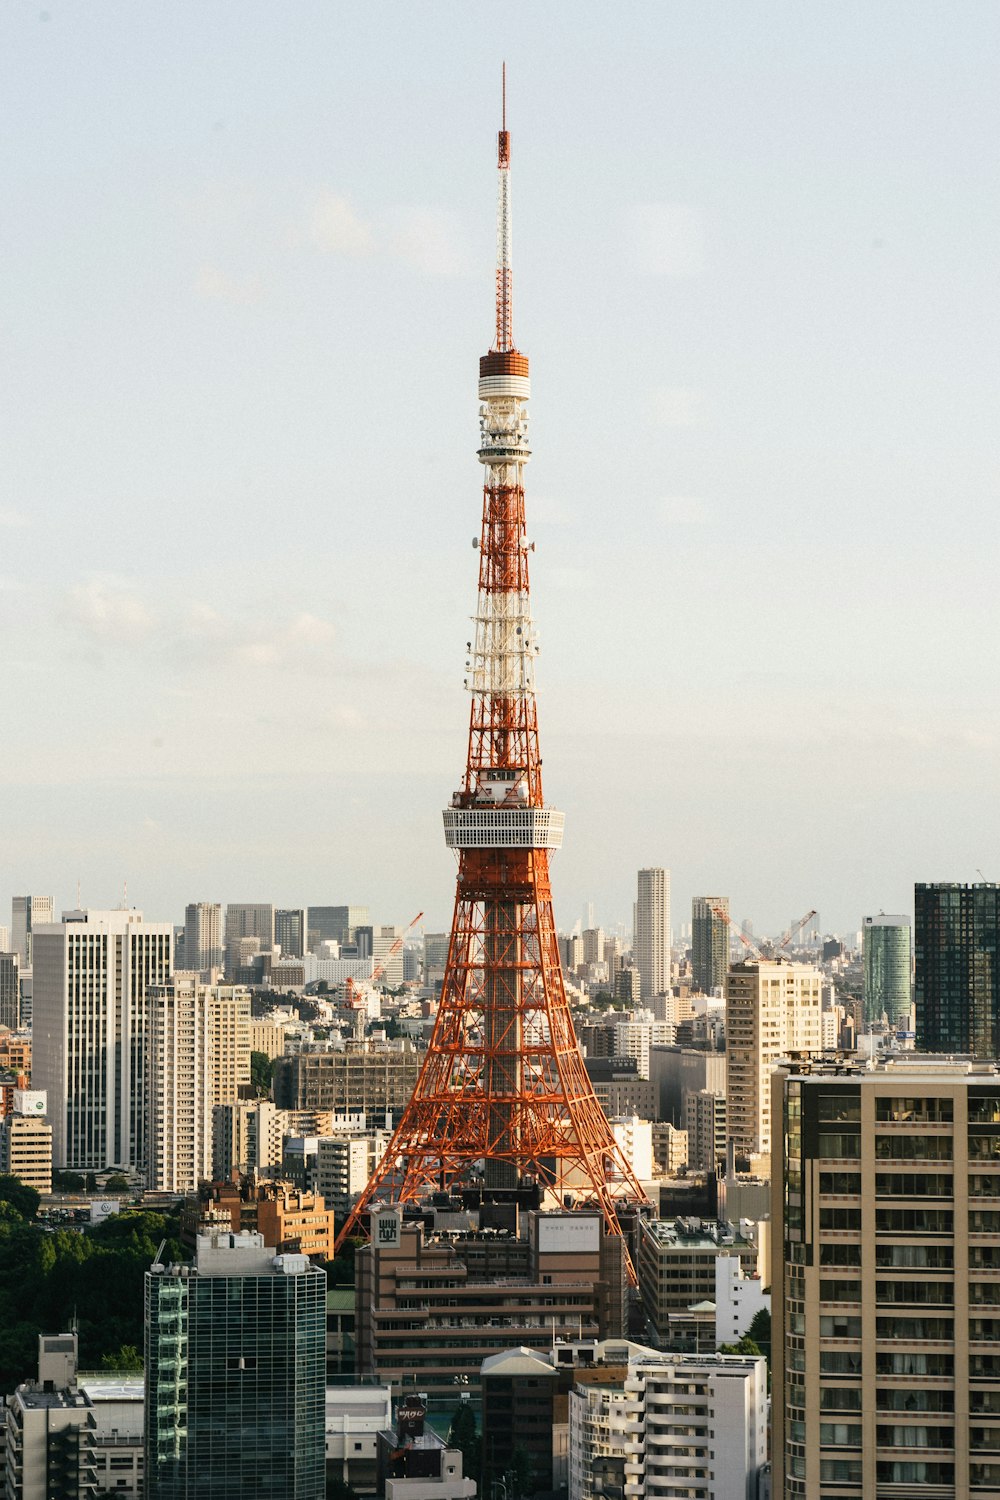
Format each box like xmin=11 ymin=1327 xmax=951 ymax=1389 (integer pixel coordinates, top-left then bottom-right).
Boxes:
xmin=339 ymin=78 xmax=649 ymax=1268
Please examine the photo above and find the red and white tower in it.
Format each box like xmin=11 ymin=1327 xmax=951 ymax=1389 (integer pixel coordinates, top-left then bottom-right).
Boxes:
xmin=339 ymin=81 xmax=649 ymax=1271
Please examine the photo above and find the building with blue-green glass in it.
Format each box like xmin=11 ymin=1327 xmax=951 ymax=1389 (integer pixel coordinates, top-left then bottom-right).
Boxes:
xmin=861 ymin=912 xmax=911 ymax=1028
xmin=915 ymin=881 xmax=1000 ymax=1057
xmin=144 ymin=1231 xmax=326 ymax=1500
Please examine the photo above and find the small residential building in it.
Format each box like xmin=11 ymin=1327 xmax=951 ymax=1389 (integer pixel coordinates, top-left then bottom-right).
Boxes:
xmin=324 ymin=1385 xmax=391 ymax=1494
xmin=714 ymin=1249 xmax=770 ymax=1347
xmin=0 ymin=1090 xmax=52 ymax=1194
xmin=3 ymin=1334 xmax=97 ymax=1500
xmin=376 ymin=1399 xmax=475 ymax=1500
xmin=636 ymin=1216 xmax=764 ymax=1341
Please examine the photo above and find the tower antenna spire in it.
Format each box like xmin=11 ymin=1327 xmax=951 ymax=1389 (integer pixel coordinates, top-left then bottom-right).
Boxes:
xmin=495 ymin=64 xmax=512 ymax=352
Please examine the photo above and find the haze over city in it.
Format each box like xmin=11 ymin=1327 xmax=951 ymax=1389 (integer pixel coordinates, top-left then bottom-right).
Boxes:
xmin=3 ymin=1 xmax=998 ymax=934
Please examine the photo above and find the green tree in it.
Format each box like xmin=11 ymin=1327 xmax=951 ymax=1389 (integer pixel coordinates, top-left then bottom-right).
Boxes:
xmin=52 ymin=1169 xmax=85 ymax=1192
xmin=100 ymin=1344 xmax=143 ymax=1372
xmin=447 ymin=1399 xmax=479 ymax=1481
xmin=0 ymin=1175 xmax=40 ymax=1220
xmin=250 ymin=1051 xmax=276 ymax=1095
xmin=747 ymin=1307 xmax=771 ymax=1362
xmin=718 ymin=1334 xmax=763 ymax=1358
xmin=104 ymin=1174 xmax=131 ymax=1194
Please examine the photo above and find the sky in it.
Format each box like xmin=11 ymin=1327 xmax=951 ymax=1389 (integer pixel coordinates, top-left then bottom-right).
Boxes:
xmin=2 ymin=2 xmax=999 ymax=940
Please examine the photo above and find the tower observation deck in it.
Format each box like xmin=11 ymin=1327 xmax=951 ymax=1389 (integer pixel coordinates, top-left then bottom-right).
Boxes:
xmin=338 ymin=83 xmax=650 ymax=1278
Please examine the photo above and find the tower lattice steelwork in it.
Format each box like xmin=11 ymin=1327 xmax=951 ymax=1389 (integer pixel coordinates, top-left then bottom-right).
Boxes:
xmin=339 ymin=84 xmax=649 ymax=1271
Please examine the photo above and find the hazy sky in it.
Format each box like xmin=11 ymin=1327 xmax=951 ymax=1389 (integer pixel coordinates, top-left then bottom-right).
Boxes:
xmin=2 ymin=2 xmax=999 ymax=940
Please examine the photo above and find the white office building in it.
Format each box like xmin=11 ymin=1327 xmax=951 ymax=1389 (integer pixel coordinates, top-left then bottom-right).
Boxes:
xmin=32 ymin=910 xmax=172 ymax=1172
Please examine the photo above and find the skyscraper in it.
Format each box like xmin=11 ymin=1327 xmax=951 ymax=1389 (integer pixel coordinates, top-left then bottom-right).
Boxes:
xmin=862 ymin=912 xmax=911 ymax=1027
xmin=223 ymin=902 xmax=274 ymax=953
xmin=145 ymin=1230 xmax=326 ymax=1499
xmin=11 ymin=895 xmax=54 ymax=968
xmin=635 ymin=868 xmax=670 ymax=1002
xmin=725 ymin=957 xmax=823 ymax=1167
xmin=306 ymin=905 xmax=369 ymax=952
xmin=0 ymin=950 xmax=20 ymax=1030
xmin=915 ymin=882 xmax=1000 ymax=1057
xmin=32 ymin=909 xmax=172 ymax=1170
xmin=691 ymin=895 xmax=729 ymax=994
xmin=771 ymin=1054 xmax=1000 ymax=1498
xmin=275 ymin=908 xmax=305 ymax=958
xmin=182 ymin=902 xmax=223 ymax=976
xmin=144 ymin=978 xmax=249 ymax=1193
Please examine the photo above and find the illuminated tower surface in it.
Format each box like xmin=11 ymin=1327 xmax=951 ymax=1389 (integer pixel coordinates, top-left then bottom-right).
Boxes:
xmin=339 ymin=82 xmax=649 ymax=1276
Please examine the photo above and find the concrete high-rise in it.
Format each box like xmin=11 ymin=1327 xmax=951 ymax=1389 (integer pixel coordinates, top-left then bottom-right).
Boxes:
xmin=307 ymin=905 xmax=369 ymax=952
xmin=275 ymin=908 xmax=305 ymax=958
xmin=691 ymin=895 xmax=729 ymax=995
xmin=145 ymin=1230 xmax=326 ymax=1499
xmin=32 ymin=909 xmax=172 ymax=1171
xmin=725 ymin=957 xmax=823 ymax=1168
xmin=223 ymin=902 xmax=274 ymax=954
xmin=915 ymin=882 xmax=1000 ymax=1057
xmin=862 ymin=912 xmax=911 ymax=1027
xmin=635 ymin=868 xmax=670 ymax=1002
xmin=182 ymin=902 xmax=223 ymax=977
xmin=10 ymin=895 xmax=53 ymax=968
xmin=145 ymin=978 xmax=249 ymax=1193
xmin=771 ymin=1054 xmax=1000 ymax=1499
xmin=0 ymin=951 xmax=20 ymax=1030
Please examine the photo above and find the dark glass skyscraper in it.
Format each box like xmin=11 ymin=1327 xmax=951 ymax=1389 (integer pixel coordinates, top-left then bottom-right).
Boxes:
xmin=145 ymin=1231 xmax=326 ymax=1499
xmin=915 ymin=881 xmax=1000 ymax=1057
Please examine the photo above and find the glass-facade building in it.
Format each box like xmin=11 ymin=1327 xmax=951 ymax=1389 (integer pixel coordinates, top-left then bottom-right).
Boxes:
xmin=691 ymin=895 xmax=729 ymax=995
xmin=862 ymin=913 xmax=911 ymax=1027
xmin=145 ymin=1232 xmax=325 ymax=1499
xmin=915 ymin=882 xmax=1000 ymax=1058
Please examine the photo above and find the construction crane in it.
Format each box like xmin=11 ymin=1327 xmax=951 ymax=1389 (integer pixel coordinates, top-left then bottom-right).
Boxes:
xmin=706 ymin=901 xmax=766 ymax=962
xmin=777 ymin=908 xmax=818 ymax=952
xmin=344 ymin=910 xmax=424 ymax=1008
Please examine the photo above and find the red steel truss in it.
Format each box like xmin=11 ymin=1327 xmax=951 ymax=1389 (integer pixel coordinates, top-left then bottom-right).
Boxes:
xmin=337 ymin=92 xmax=649 ymax=1279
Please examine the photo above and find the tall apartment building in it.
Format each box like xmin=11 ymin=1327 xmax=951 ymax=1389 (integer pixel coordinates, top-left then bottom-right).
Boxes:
xmin=32 ymin=909 xmax=172 ymax=1171
xmin=635 ymin=868 xmax=670 ymax=1002
xmin=182 ymin=902 xmax=223 ymax=976
xmin=307 ymin=906 xmax=370 ymax=952
xmin=568 ymin=1349 xmax=767 ymax=1500
xmin=145 ymin=1231 xmax=326 ymax=1499
xmin=685 ymin=1089 xmax=728 ymax=1173
xmin=275 ymin=908 xmax=306 ymax=959
xmin=10 ymin=895 xmax=54 ymax=969
xmin=771 ymin=1054 xmax=1000 ymax=1499
xmin=691 ymin=896 xmax=729 ymax=995
xmin=144 ymin=979 xmax=248 ymax=1193
xmin=0 ymin=951 xmax=19 ymax=1030
xmin=725 ymin=958 xmax=823 ymax=1168
xmin=915 ymin=882 xmax=1000 ymax=1056
xmin=862 ymin=912 xmax=911 ymax=1028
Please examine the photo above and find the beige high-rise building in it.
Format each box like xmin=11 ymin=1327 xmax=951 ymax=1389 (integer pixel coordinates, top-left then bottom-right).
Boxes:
xmin=145 ymin=979 xmax=252 ymax=1192
xmin=183 ymin=901 xmax=223 ymax=976
xmin=725 ymin=958 xmax=822 ymax=1169
xmin=635 ymin=868 xmax=670 ymax=1003
xmin=772 ymin=1055 xmax=1000 ymax=1500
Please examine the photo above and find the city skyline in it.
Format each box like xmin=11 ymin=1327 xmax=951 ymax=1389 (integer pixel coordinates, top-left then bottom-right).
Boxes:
xmin=3 ymin=4 xmax=999 ymax=935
